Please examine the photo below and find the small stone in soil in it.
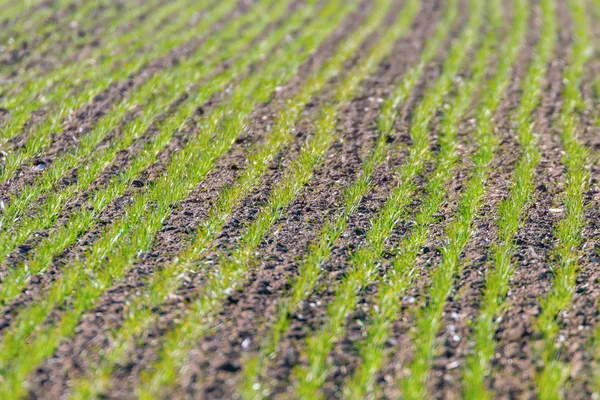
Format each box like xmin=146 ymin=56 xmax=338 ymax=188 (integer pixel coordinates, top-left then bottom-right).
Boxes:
xmin=446 ymin=361 xmax=460 ymax=370
xmin=241 ymin=338 xmax=251 ymax=349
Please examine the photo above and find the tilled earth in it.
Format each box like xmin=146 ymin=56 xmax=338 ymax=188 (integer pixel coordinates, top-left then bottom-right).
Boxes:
xmin=0 ymin=0 xmax=598 ymax=399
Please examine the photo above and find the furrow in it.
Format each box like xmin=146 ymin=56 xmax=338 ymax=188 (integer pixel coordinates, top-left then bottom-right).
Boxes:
xmin=3 ymin=1 xmax=595 ymax=398
xmin=0 ymin=0 xmax=107 ymax=70
xmin=0 ymin=0 xmax=69 ymax=46
xmin=0 ymin=0 xmax=232 ymax=198
xmin=2 ymin=0 xmax=198 ymax=148
xmin=0 ymin=1 xmax=351 ymax=397
xmin=86 ymin=1 xmax=442 ymax=398
xmin=0 ymin=0 xmax=321 ymax=316
xmin=1 ymin=0 xmax=164 ymax=79
xmin=479 ymin=0 xmax=567 ymax=396
xmin=467 ymin=0 xmax=565 ymax=395
xmin=0 ymin=0 xmax=174 ymax=115
xmin=582 ymin=2 xmax=600 ymax=397
xmin=1 ymin=0 xmax=200 ymax=97
xmin=183 ymin=3 xmax=435 ymax=391
xmin=422 ymin=1 xmax=539 ymax=397
xmin=0 ymin=0 xmax=320 ymax=335
xmin=562 ymin=1 xmax=600 ymax=389
xmin=0 ymin=0 xmax=288 ymax=303
xmin=393 ymin=2 xmax=528 ymax=398
xmin=3 ymin=0 xmax=204 ymax=88
xmin=562 ymin=177 xmax=599 ymax=397
xmin=262 ymin=6 xmax=474 ymax=397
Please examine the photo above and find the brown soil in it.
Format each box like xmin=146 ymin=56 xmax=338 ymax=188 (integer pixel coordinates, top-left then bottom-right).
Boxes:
xmin=2 ymin=0 xmax=598 ymax=399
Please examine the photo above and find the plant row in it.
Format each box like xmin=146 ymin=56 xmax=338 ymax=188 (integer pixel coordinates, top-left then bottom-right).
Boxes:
xmin=127 ymin=0 xmax=424 ymax=396
xmin=535 ymin=0 xmax=592 ymax=396
xmin=461 ymin=0 xmax=558 ymax=397
xmin=288 ymin=0 xmax=484 ymax=397
xmin=0 ymin=0 xmax=288 ymax=303
xmin=0 ymin=0 xmax=223 ymax=183
xmin=0 ymin=0 xmax=354 ymax=397
xmin=1 ymin=0 xmax=165 ymax=82
xmin=345 ymin=0 xmax=527 ymax=397
xmin=239 ymin=0 xmax=466 ymax=397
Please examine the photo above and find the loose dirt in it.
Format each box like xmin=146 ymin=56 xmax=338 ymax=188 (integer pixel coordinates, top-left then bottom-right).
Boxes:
xmin=2 ymin=0 xmax=597 ymax=398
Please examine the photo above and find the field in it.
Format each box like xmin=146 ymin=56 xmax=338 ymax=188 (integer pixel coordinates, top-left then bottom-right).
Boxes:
xmin=0 ymin=0 xmax=598 ymax=398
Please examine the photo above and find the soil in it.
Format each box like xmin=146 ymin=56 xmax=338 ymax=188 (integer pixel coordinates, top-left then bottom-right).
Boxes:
xmin=1 ymin=0 xmax=598 ymax=399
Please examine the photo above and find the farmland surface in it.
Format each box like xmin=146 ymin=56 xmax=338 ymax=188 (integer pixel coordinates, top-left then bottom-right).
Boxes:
xmin=0 ymin=0 xmax=598 ymax=398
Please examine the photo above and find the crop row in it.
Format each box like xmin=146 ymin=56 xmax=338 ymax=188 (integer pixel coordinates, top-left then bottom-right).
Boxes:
xmin=239 ymin=0 xmax=457 ymax=395
xmin=347 ymin=0 xmax=531 ymax=398
xmin=398 ymin=0 xmax=524 ymax=396
xmin=3 ymin=0 xmax=592 ymax=397
xmin=133 ymin=0 xmax=429 ymax=396
xmin=288 ymin=0 xmax=487 ymax=397
xmin=2 ymin=1 xmax=114 ymax=69
xmin=0 ymin=0 xmax=356 ymax=397
xmin=1 ymin=0 xmax=166 ymax=81
xmin=66 ymin=0 xmax=373 ymax=395
xmin=0 ymin=0 xmax=222 ymax=182
xmin=2 ymin=0 xmax=201 ymax=95
xmin=535 ymin=0 xmax=593 ymax=396
xmin=0 ymin=0 xmax=290 ymax=303
xmin=461 ymin=0 xmax=558 ymax=397
xmin=65 ymin=0 xmax=410 ymax=395
xmin=0 ymin=0 xmax=63 ymax=45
